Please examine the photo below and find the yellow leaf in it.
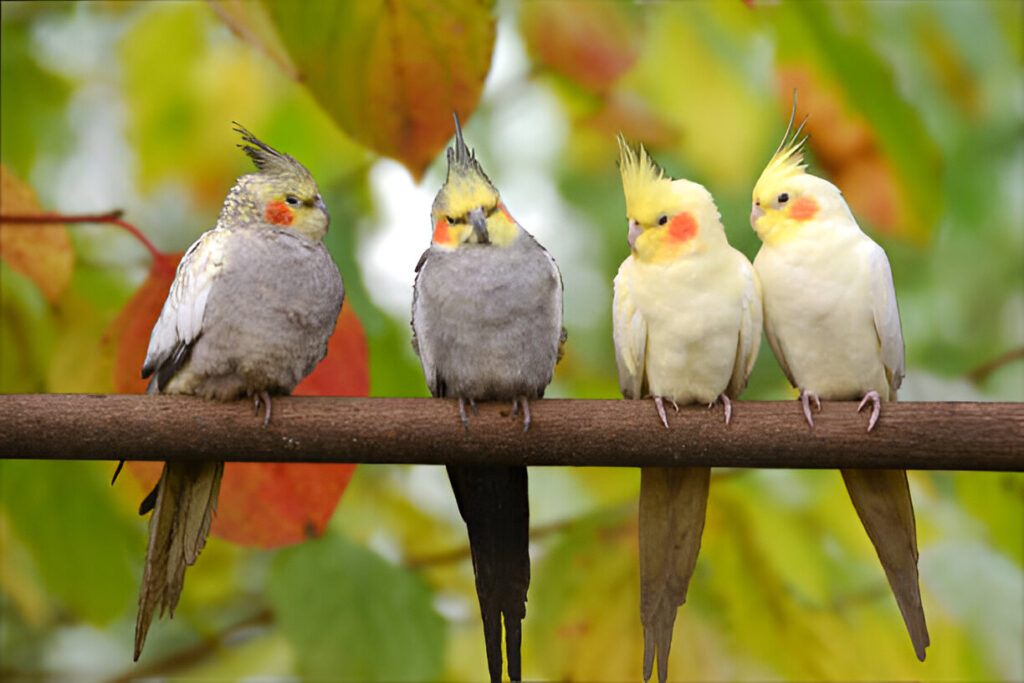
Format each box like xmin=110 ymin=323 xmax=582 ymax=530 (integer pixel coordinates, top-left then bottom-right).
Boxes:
xmin=0 ymin=165 xmax=73 ymax=302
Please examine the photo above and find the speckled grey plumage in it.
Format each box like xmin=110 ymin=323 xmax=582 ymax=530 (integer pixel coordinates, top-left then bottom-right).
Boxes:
xmin=411 ymin=228 xmax=562 ymax=402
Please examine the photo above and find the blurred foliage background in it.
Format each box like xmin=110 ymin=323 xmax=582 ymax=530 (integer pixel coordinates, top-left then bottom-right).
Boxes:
xmin=1 ymin=0 xmax=1022 ymax=680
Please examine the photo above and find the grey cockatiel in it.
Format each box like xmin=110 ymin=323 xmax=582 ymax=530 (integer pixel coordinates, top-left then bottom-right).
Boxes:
xmin=411 ymin=115 xmax=564 ymax=682
xmin=131 ymin=124 xmax=344 ymax=661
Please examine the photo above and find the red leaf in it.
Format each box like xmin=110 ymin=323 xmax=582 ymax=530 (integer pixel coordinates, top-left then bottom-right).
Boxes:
xmin=520 ymin=1 xmax=642 ymax=94
xmin=109 ymin=252 xmax=367 ymax=548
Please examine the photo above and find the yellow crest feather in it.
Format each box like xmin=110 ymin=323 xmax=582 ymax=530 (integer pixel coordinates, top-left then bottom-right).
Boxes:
xmin=617 ymin=134 xmax=674 ymax=220
xmin=755 ymin=95 xmax=809 ymax=192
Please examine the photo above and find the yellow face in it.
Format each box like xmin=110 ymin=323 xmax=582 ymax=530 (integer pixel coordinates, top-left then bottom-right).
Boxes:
xmin=751 ymin=175 xmax=826 ymax=246
xmin=430 ymin=171 xmax=518 ymax=249
xmin=252 ymin=175 xmax=329 ymax=241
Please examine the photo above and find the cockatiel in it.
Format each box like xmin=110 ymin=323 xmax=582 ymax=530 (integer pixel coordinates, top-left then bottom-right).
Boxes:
xmin=131 ymin=124 xmax=344 ymax=660
xmin=411 ymin=115 xmax=564 ymax=682
xmin=750 ymin=107 xmax=928 ymax=661
xmin=613 ymin=136 xmax=762 ymax=683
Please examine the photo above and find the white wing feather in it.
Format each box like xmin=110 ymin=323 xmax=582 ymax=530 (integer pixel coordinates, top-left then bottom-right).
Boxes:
xmin=727 ymin=256 xmax=763 ymax=398
xmin=142 ymin=230 xmax=228 ymax=378
xmin=612 ymin=256 xmax=648 ymax=400
xmin=868 ymin=243 xmax=905 ymax=395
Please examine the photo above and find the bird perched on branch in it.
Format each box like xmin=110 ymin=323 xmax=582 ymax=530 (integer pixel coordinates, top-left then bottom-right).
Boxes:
xmin=411 ymin=115 xmax=564 ymax=681
xmin=750 ymin=101 xmax=928 ymax=661
xmin=613 ymin=136 xmax=762 ymax=683
xmin=131 ymin=124 xmax=344 ymax=660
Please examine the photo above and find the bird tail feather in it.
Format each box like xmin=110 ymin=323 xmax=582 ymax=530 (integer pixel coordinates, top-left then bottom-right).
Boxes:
xmin=841 ymin=468 xmax=929 ymax=661
xmin=639 ymin=466 xmax=710 ymax=683
xmin=447 ymin=464 xmax=530 ymax=682
xmin=134 ymin=459 xmax=224 ymax=661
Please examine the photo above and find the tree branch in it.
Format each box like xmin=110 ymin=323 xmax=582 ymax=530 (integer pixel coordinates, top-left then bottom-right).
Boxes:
xmin=1 ymin=395 xmax=1020 ymax=471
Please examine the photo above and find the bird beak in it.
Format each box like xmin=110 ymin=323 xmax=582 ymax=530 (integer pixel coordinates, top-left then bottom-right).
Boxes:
xmin=627 ymin=219 xmax=642 ymax=251
xmin=750 ymin=205 xmax=764 ymax=230
xmin=314 ymin=196 xmax=327 ymax=214
xmin=469 ymin=207 xmax=489 ymax=244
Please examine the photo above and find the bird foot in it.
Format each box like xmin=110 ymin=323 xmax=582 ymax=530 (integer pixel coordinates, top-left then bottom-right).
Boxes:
xmin=253 ymin=390 xmax=272 ymax=428
xmin=517 ymin=396 xmax=532 ymax=433
xmin=458 ymin=397 xmax=471 ymax=431
xmin=653 ymin=396 xmax=670 ymax=429
xmin=708 ymin=394 xmax=733 ymax=425
xmin=858 ymin=390 xmax=882 ymax=432
xmin=799 ymin=389 xmax=821 ymax=428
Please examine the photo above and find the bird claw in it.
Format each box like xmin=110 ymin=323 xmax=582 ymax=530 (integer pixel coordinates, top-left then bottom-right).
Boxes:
xmin=799 ymin=389 xmax=821 ymax=428
xmin=858 ymin=390 xmax=882 ymax=432
xmin=721 ymin=395 xmax=732 ymax=425
xmin=518 ymin=397 xmax=531 ymax=433
xmin=654 ymin=396 xmax=670 ymax=429
xmin=253 ymin=391 xmax=272 ymax=428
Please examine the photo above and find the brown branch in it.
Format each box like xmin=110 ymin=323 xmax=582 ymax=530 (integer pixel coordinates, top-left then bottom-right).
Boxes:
xmin=966 ymin=346 xmax=1024 ymax=383
xmin=110 ymin=607 xmax=273 ymax=681
xmin=0 ymin=211 xmax=175 ymax=275
xmin=1 ymin=395 xmax=1020 ymax=471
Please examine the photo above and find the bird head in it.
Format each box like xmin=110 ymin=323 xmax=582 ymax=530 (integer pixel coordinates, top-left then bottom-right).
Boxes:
xmin=219 ymin=123 xmax=329 ymax=241
xmin=617 ymin=135 xmax=723 ymax=264
xmin=429 ymin=115 xmax=519 ymax=250
xmin=750 ymin=104 xmax=851 ymax=246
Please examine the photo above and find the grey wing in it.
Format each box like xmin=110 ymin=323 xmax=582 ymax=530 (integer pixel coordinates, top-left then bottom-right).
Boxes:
xmin=142 ymin=230 xmax=228 ymax=392
xmin=726 ymin=255 xmax=764 ymax=399
xmin=612 ymin=256 xmax=647 ymax=400
xmin=410 ymin=248 xmax=439 ymax=396
xmin=868 ymin=243 xmax=905 ymax=395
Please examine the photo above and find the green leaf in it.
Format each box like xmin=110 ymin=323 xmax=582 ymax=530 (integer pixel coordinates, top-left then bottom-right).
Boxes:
xmin=260 ymin=0 xmax=496 ymax=180
xmin=267 ymin=531 xmax=445 ymax=680
xmin=0 ymin=460 xmax=142 ymax=624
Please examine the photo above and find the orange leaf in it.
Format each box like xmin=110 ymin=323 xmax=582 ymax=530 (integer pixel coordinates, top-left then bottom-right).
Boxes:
xmin=0 ymin=165 xmax=74 ymax=302
xmin=109 ymin=253 xmax=367 ymax=548
xmin=520 ymin=0 xmax=643 ymax=94
xmin=259 ymin=0 xmax=495 ymax=180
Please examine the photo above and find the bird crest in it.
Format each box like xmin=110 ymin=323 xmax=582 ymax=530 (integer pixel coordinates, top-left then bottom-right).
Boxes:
xmin=233 ymin=122 xmax=313 ymax=184
xmin=755 ymin=94 xmax=809 ymax=192
xmin=617 ymin=134 xmax=676 ymax=220
xmin=445 ymin=114 xmax=495 ymax=190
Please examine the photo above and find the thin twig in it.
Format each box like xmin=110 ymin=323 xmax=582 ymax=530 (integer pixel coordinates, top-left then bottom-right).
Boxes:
xmin=966 ymin=346 xmax=1024 ymax=383
xmin=0 ymin=211 xmax=175 ymax=275
xmin=111 ymin=607 xmax=274 ymax=682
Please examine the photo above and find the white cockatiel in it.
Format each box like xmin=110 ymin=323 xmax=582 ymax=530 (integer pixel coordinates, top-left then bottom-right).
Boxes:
xmin=750 ymin=108 xmax=928 ymax=661
xmin=613 ymin=136 xmax=762 ymax=683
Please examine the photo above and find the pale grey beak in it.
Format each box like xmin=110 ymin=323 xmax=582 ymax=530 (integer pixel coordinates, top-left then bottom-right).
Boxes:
xmin=627 ymin=218 xmax=642 ymax=251
xmin=469 ymin=207 xmax=489 ymax=244
xmin=750 ymin=205 xmax=764 ymax=230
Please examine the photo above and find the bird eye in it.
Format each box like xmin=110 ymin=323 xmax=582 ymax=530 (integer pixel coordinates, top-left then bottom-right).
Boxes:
xmin=658 ymin=215 xmax=669 ymax=226
xmin=777 ymin=193 xmax=789 ymax=204
xmin=285 ymin=195 xmax=301 ymax=206
xmin=446 ymin=216 xmax=455 ymax=225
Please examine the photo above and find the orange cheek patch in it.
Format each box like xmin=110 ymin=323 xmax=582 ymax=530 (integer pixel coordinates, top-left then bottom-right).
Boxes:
xmin=432 ymin=218 xmax=453 ymax=245
xmin=788 ymin=195 xmax=820 ymax=221
xmin=264 ymin=201 xmax=294 ymax=226
xmin=666 ymin=212 xmax=698 ymax=242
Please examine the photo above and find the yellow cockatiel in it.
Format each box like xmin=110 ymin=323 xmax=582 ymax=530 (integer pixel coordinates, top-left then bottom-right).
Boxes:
xmin=613 ymin=136 xmax=762 ymax=683
xmin=750 ymin=107 xmax=928 ymax=661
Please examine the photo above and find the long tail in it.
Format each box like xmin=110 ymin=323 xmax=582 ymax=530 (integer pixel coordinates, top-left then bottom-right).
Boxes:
xmin=134 ymin=459 xmax=224 ymax=661
xmin=447 ymin=465 xmax=530 ymax=682
xmin=841 ymin=468 xmax=929 ymax=661
xmin=639 ymin=466 xmax=710 ymax=683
